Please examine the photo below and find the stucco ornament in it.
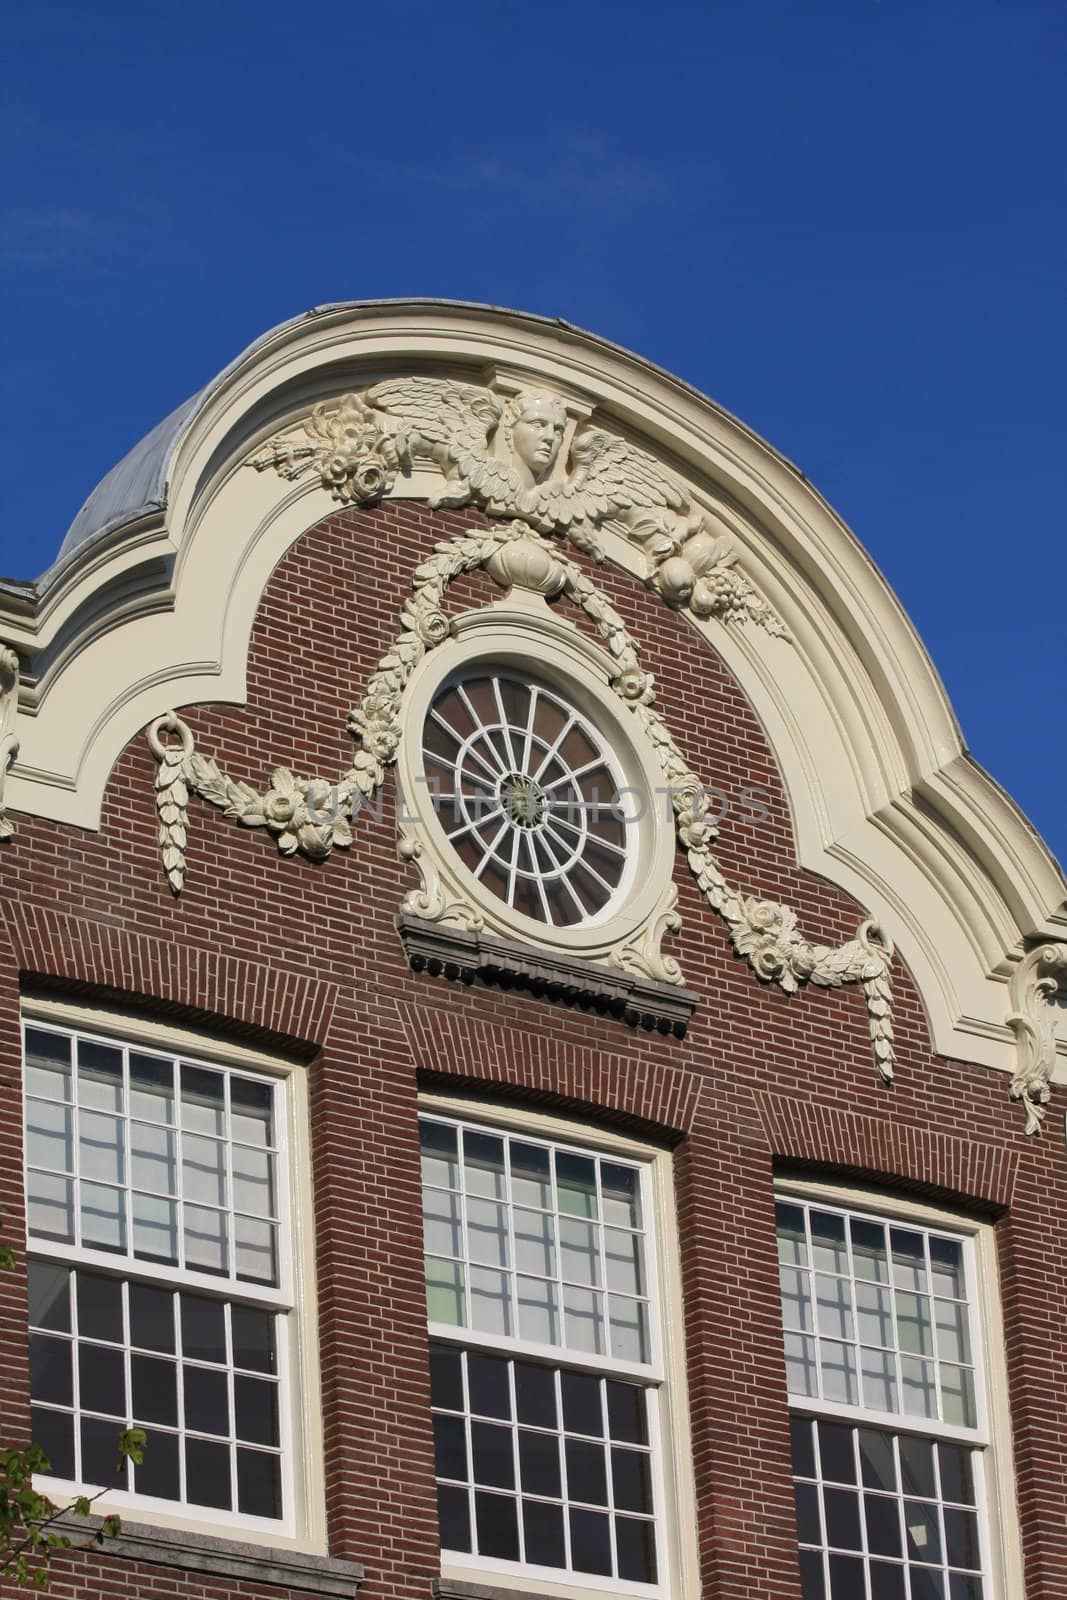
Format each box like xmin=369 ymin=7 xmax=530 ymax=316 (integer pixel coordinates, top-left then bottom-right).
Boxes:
xmin=0 ymin=647 xmax=21 ymax=842
xmin=147 ymin=524 xmax=893 ymax=1084
xmin=249 ymin=378 xmax=787 ymax=636
xmin=1007 ymin=942 xmax=1067 ymax=1134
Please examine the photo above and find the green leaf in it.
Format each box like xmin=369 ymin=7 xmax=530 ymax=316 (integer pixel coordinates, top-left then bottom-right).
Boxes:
xmin=116 ymin=1429 xmax=146 ymax=1466
xmin=101 ymin=1515 xmax=121 ymax=1540
xmin=72 ymin=1498 xmax=91 ymax=1518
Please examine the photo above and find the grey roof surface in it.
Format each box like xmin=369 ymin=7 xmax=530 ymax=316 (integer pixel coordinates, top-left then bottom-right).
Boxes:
xmin=52 ymin=391 xmax=205 ymax=569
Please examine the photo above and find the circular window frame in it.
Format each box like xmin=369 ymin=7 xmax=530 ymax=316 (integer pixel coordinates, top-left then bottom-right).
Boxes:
xmin=397 ymin=605 xmax=678 ymax=960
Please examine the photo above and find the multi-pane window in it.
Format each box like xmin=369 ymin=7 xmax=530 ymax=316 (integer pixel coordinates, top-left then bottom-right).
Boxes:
xmin=421 ymin=1113 xmax=663 ymax=1590
xmin=776 ymin=1195 xmax=991 ymax=1599
xmin=23 ymin=1023 xmax=291 ymax=1526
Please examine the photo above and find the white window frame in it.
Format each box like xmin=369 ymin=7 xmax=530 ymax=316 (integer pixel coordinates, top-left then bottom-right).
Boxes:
xmin=420 ymin=1091 xmax=700 ymax=1600
xmin=776 ymin=1175 xmax=1025 ymax=1600
xmin=21 ymin=998 xmax=327 ymax=1554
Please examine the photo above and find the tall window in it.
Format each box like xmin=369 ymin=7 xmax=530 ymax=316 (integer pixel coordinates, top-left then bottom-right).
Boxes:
xmin=420 ymin=1109 xmax=667 ymax=1592
xmin=23 ymin=1022 xmax=292 ymax=1528
xmin=776 ymin=1192 xmax=995 ymax=1600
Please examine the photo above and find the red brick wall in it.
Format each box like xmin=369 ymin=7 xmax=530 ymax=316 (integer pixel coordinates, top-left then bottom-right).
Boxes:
xmin=0 ymin=501 xmax=1063 ymax=1599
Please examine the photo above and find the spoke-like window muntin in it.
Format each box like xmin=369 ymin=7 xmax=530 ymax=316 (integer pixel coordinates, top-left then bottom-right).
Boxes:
xmin=791 ymin=1416 xmax=986 ymax=1600
xmin=431 ymin=1341 xmax=658 ymax=1587
xmin=422 ymin=673 xmax=632 ymax=928
xmin=24 ymin=1025 xmax=283 ymax=1293
xmin=28 ymin=1262 xmax=284 ymax=1521
xmin=421 ymin=1116 xmax=654 ymax=1372
xmin=776 ymin=1201 xmax=980 ymax=1436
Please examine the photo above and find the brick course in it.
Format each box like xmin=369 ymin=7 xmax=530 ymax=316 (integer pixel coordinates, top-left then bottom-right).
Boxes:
xmin=0 ymin=501 xmax=1062 ymax=1599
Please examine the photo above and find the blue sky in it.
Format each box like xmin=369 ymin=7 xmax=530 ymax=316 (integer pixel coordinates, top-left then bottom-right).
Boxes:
xmin=1 ymin=0 xmax=1064 ymax=868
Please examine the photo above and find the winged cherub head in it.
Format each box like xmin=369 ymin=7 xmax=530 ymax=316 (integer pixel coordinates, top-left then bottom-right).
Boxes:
xmin=504 ymin=390 xmax=568 ymax=486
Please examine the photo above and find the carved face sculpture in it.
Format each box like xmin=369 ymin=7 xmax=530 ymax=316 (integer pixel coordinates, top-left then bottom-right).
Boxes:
xmin=508 ymin=392 xmax=567 ymax=483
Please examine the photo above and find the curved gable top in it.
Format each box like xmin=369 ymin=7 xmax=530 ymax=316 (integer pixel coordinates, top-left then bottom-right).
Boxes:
xmin=1 ymin=298 xmax=1064 ymax=1084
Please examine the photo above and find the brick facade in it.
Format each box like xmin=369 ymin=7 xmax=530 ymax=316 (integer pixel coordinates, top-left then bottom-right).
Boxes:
xmin=1 ymin=501 xmax=1063 ymax=1599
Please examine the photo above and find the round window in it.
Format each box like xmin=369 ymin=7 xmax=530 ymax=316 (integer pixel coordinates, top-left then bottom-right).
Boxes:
xmin=421 ymin=672 xmax=630 ymax=927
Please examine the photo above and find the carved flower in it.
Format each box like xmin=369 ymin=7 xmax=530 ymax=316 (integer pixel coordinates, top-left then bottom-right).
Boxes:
xmin=363 ymin=723 xmax=400 ymax=763
xmin=322 ymin=451 xmax=354 ymax=486
xmin=351 ymin=458 xmax=387 ymax=501
xmin=613 ymin=667 xmax=654 ymax=704
xmin=678 ymin=810 xmax=716 ymax=851
xmin=416 ymin=608 xmax=451 ymax=648
xmin=262 ymin=769 xmax=305 ymax=831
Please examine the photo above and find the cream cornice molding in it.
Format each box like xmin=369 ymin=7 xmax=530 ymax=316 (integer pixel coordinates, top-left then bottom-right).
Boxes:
xmin=0 ymin=299 xmax=1062 ymax=1090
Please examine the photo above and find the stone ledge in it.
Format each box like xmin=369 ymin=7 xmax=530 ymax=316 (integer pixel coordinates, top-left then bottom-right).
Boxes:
xmin=397 ymin=915 xmax=698 ymax=1039
xmin=435 ymin=1580 xmax=564 ymax=1600
xmin=54 ymin=1515 xmax=363 ymax=1596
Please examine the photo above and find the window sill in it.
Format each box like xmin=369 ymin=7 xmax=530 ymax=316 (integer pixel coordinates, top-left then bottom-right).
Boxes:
xmin=398 ymin=915 xmax=698 ymax=1039
xmin=54 ymin=1516 xmax=363 ymax=1596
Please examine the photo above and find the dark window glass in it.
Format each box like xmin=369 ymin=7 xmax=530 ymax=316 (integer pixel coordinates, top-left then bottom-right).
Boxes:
xmin=28 ymin=1263 xmax=71 ymax=1333
xmin=865 ymin=1493 xmax=902 ymax=1557
xmin=235 ymin=1375 xmax=278 ymax=1447
xmin=475 ymin=1490 xmax=519 ymax=1561
xmin=181 ymin=1067 xmax=225 ymax=1135
xmin=181 ymin=1294 xmax=226 ymax=1364
xmin=818 ymin=1421 xmax=857 ymax=1485
xmin=522 ymin=1498 xmax=566 ymax=1568
xmin=568 ymin=1506 xmax=612 ymax=1576
xmin=900 ymin=1436 xmax=936 ymax=1498
xmin=948 ymin=1576 xmax=983 ymax=1600
xmin=798 ymin=1548 xmax=827 ymax=1600
xmin=434 ymin=1414 xmax=468 ymax=1482
xmin=908 ymin=1568 xmax=945 ymax=1600
xmin=561 ymin=1370 xmax=602 ymax=1437
xmin=231 ymin=1306 xmax=275 ymax=1373
xmin=78 ymin=1273 xmax=124 ymax=1344
xmin=471 ymin=1420 xmax=514 ymax=1490
xmin=790 ymin=1414 xmax=816 ymax=1479
xmin=824 ymin=1487 xmax=862 ymax=1551
xmin=827 ymin=1551 xmax=866 ymax=1597
xmin=131 ymin=1354 xmax=177 ymax=1427
xmin=29 ymin=1335 xmax=73 ymax=1408
xmin=183 ymin=1364 xmax=229 ymax=1436
xmin=237 ymin=1447 xmax=282 ymax=1518
xmin=606 ymin=1379 xmax=646 ymax=1445
xmin=430 ymin=1343 xmax=464 ymax=1412
xmin=566 ymin=1437 xmax=607 ymax=1506
xmin=518 ymin=1429 xmax=560 ymax=1498
xmin=135 ymin=1428 xmax=180 ymax=1500
xmin=79 ymin=1041 xmax=123 ymax=1090
xmin=612 ymin=1445 xmax=652 ymax=1515
xmin=129 ymin=1284 xmax=175 ymax=1353
xmin=938 ymin=1443 xmax=975 ymax=1507
xmin=615 ymin=1515 xmax=657 ymax=1584
xmin=185 ymin=1437 xmax=231 ymax=1509
xmin=25 ymin=1030 xmax=72 ymax=1070
xmin=467 ymin=1351 xmax=511 ymax=1420
xmin=515 ymin=1361 xmax=556 ymax=1428
xmin=78 ymin=1343 xmax=125 ymax=1418
xmin=81 ymin=1415 xmax=127 ymax=1488
xmin=944 ymin=1506 xmax=981 ymax=1571
xmin=794 ymin=1481 xmax=821 ymax=1543
xmin=905 ymin=1499 xmax=941 ymax=1564
xmin=31 ymin=1407 xmax=74 ymax=1480
xmin=870 ymin=1563 xmax=907 ymax=1600
xmin=859 ymin=1429 xmax=897 ymax=1492
xmin=437 ymin=1484 xmax=471 ymax=1552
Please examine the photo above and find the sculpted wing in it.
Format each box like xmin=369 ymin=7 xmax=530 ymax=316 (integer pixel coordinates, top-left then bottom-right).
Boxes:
xmin=365 ymin=378 xmax=515 ymax=508
xmin=567 ymin=429 xmax=691 ymax=522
